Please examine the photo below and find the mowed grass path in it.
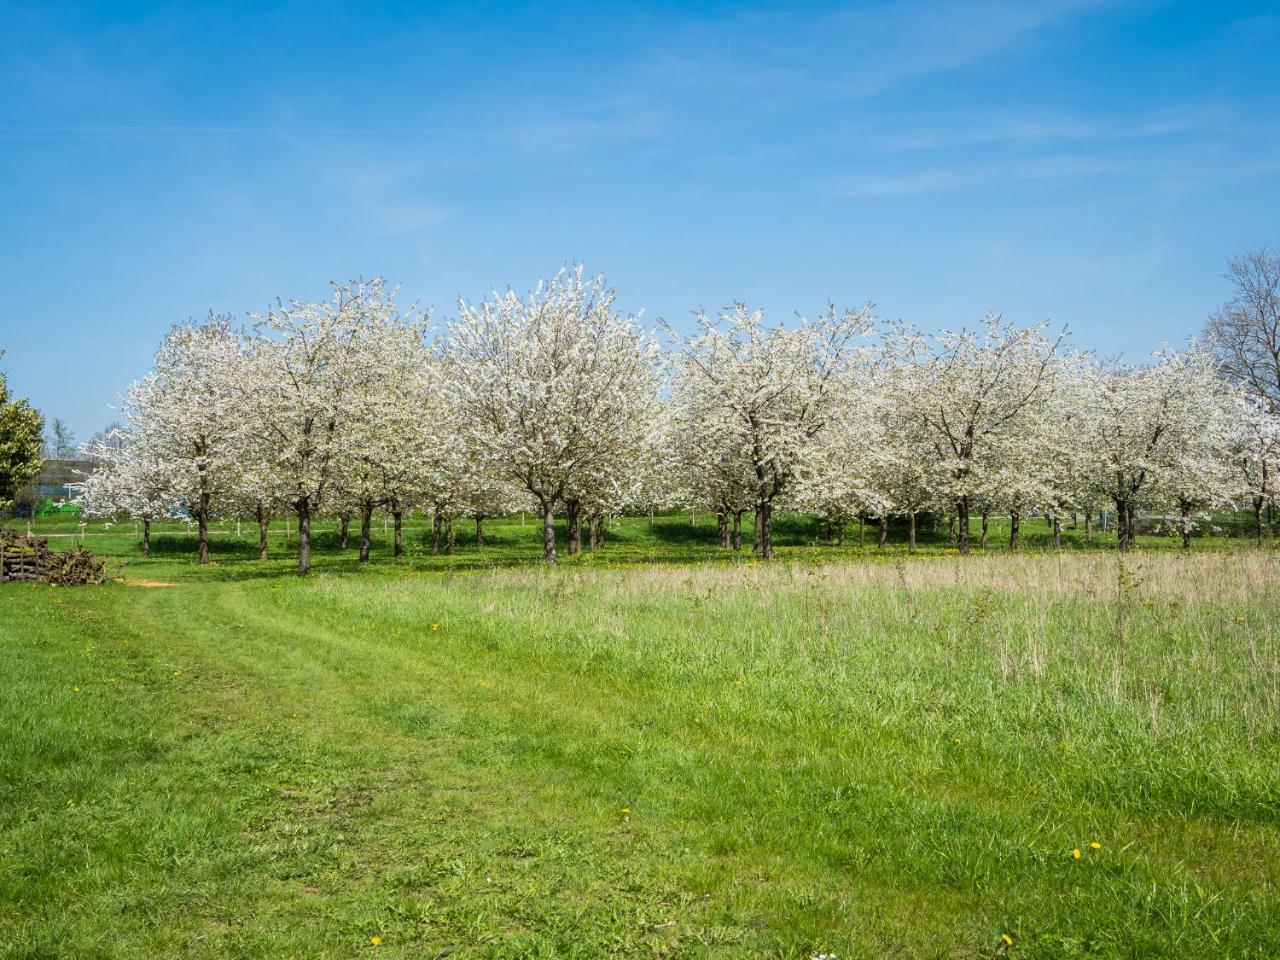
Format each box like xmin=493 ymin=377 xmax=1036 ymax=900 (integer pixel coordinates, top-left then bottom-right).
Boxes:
xmin=2 ymin=521 xmax=1279 ymax=957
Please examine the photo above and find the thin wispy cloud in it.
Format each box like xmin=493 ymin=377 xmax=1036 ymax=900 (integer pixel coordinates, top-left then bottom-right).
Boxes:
xmin=499 ymin=110 xmax=666 ymax=157
xmin=0 ymin=125 xmax=381 ymax=141
xmin=313 ymin=153 xmax=452 ymax=239
xmin=864 ymin=105 xmax=1229 ymax=153
xmin=638 ymin=0 xmax=1114 ymax=104
xmin=834 ymin=152 xmax=1123 ymax=198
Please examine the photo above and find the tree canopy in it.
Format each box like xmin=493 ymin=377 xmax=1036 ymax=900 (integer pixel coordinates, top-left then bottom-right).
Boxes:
xmin=0 ymin=352 xmax=44 ymax=509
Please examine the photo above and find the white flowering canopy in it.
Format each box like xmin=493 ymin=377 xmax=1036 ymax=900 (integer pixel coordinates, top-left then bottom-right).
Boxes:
xmin=79 ymin=268 xmax=1280 ymax=568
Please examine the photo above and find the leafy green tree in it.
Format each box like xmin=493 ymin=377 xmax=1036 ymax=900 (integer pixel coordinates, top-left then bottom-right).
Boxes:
xmin=0 ymin=352 xmax=45 ymax=509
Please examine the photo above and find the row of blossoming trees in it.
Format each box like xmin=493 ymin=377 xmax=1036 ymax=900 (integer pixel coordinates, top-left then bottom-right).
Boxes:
xmin=77 ymin=268 xmax=1280 ymax=573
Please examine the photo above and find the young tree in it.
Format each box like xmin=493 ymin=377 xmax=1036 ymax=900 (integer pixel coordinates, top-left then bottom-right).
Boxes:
xmin=126 ymin=315 xmax=244 ymax=563
xmin=333 ymin=302 xmax=431 ymax=562
xmin=0 ymin=354 xmax=44 ymax=511
xmin=860 ymin=363 xmax=939 ymax=552
xmin=889 ymin=315 xmax=1066 ymax=554
xmin=76 ymin=430 xmax=174 ymax=557
xmin=669 ymin=302 xmax=874 ymax=559
xmin=411 ymin=361 xmax=472 ymax=557
xmin=1223 ymin=394 xmax=1280 ymax=544
xmin=227 ymin=449 xmax=290 ymax=561
xmin=668 ymin=366 xmax=756 ymax=549
xmin=1151 ymin=377 xmax=1236 ymax=549
xmin=447 ymin=267 xmax=660 ymax=564
xmin=561 ymin=371 xmax=665 ymax=556
xmin=791 ymin=363 xmax=895 ymax=549
xmin=244 ymin=279 xmax=396 ymax=575
xmin=1081 ymin=348 xmax=1223 ymax=551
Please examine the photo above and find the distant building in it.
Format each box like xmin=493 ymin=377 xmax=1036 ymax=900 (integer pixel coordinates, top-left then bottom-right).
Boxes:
xmin=10 ymin=458 xmax=96 ymax=518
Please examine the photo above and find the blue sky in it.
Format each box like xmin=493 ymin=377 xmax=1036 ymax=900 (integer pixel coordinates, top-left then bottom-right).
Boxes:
xmin=2 ymin=0 xmax=1278 ymax=442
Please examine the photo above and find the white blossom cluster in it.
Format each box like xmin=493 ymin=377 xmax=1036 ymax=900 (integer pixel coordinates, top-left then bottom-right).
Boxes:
xmin=75 ymin=270 xmax=1280 ymax=572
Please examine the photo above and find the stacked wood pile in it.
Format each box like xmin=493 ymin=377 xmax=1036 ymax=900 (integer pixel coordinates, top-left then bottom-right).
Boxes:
xmin=0 ymin=527 xmax=105 ymax=585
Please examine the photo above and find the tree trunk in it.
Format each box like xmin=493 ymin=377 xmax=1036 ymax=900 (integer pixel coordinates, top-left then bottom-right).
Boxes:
xmin=541 ymin=497 xmax=557 ymax=564
xmin=1115 ymin=499 xmax=1130 ymax=552
xmin=393 ymin=501 xmax=404 ymax=558
xmin=1009 ymin=508 xmax=1020 ymax=551
xmin=908 ymin=510 xmax=917 ymax=553
xmin=1053 ymin=513 xmax=1062 ymax=551
xmin=566 ymin=499 xmax=581 ymax=556
xmin=256 ymin=504 xmax=269 ymax=561
xmin=142 ymin=517 xmax=151 ymax=559
xmin=877 ymin=514 xmax=888 ymax=549
xmin=296 ymin=499 xmax=312 ymax=576
xmin=432 ymin=510 xmax=441 ymax=556
xmin=475 ymin=514 xmax=485 ymax=548
xmin=717 ymin=510 xmax=729 ymax=548
xmin=1253 ymin=496 xmax=1265 ymax=546
xmin=731 ymin=511 xmax=743 ymax=551
xmin=1180 ymin=503 xmax=1193 ymax=550
xmin=197 ymin=510 xmax=210 ymax=565
xmin=588 ymin=514 xmax=603 ymax=551
xmin=446 ymin=516 xmax=454 ymax=555
xmin=1084 ymin=511 xmax=1092 ymax=542
xmin=753 ymin=507 xmax=763 ymax=554
xmin=859 ymin=513 xmax=866 ymax=548
xmin=980 ymin=509 xmax=989 ymax=550
xmin=359 ymin=501 xmax=373 ymax=562
xmin=760 ymin=500 xmax=775 ymax=560
xmin=956 ymin=498 xmax=970 ymax=555
xmin=339 ymin=514 xmax=350 ymax=550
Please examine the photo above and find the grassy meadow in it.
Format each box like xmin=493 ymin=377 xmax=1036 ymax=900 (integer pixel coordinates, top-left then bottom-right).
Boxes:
xmin=2 ymin=514 xmax=1279 ymax=958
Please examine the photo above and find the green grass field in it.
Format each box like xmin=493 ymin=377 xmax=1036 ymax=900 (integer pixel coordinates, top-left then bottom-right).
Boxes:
xmin=3 ymin=515 xmax=1279 ymax=958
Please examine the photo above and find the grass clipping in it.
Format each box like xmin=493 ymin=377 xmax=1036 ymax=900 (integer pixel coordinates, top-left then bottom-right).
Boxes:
xmin=0 ymin=525 xmax=106 ymax=585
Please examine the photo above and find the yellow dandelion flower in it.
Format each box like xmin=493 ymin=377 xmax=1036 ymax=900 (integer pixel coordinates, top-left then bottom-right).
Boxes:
xmin=370 ymin=935 xmax=382 ymax=946
xmin=172 ymin=671 xmax=182 ymax=676
xmin=620 ymin=807 xmax=631 ymax=815
xmin=430 ymin=623 xmax=440 ymax=630
xmin=73 ymin=687 xmax=81 ymax=693
xmin=1001 ymin=933 xmax=1014 ymax=946
xmin=1071 ymin=848 xmax=1082 ymax=860
xmin=1089 ymin=841 xmax=1101 ymax=849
